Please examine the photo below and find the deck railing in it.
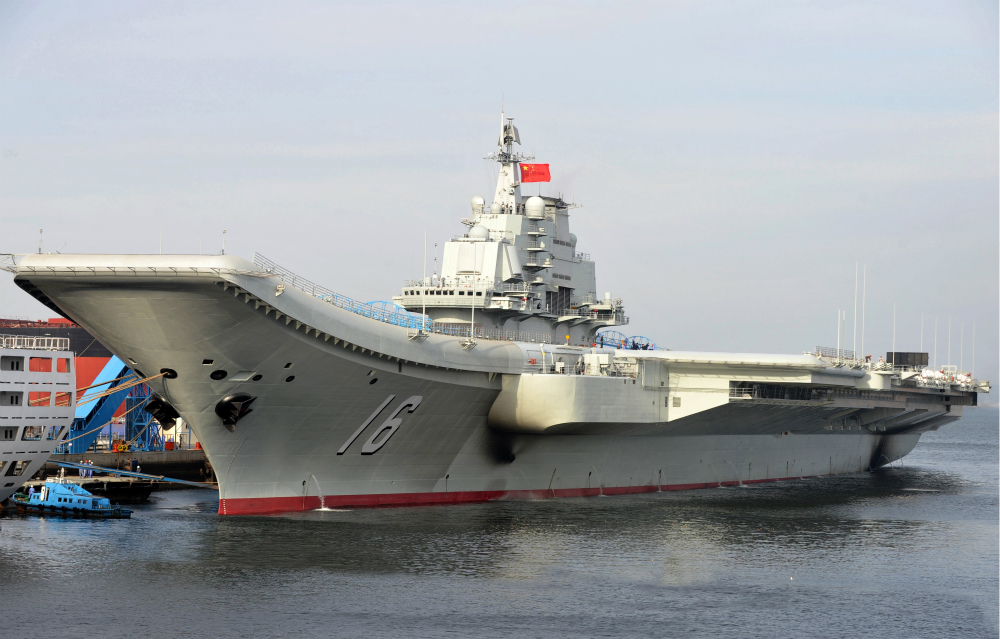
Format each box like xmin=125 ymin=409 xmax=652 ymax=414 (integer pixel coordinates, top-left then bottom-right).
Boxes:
xmin=814 ymin=346 xmax=856 ymax=360
xmin=254 ymin=254 xmax=555 ymax=343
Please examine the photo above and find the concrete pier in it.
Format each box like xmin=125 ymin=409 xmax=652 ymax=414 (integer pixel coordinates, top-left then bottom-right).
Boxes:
xmin=45 ymin=449 xmax=215 ymax=483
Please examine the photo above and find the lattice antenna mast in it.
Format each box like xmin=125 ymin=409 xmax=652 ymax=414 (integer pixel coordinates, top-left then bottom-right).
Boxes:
xmin=485 ymin=112 xmax=533 ymax=207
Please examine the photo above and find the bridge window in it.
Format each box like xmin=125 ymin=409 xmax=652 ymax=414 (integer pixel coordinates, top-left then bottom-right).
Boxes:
xmin=2 ymin=428 xmax=16 ymax=440
xmin=54 ymin=392 xmax=72 ymax=406
xmin=57 ymin=358 xmax=71 ymax=373
xmin=21 ymin=425 xmax=42 ymax=441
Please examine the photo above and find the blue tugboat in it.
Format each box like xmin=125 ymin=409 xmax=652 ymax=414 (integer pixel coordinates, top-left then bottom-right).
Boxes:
xmin=12 ymin=480 xmax=131 ymax=518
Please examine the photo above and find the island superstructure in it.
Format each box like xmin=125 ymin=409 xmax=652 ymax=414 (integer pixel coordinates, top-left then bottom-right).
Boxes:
xmin=392 ymin=115 xmax=624 ymax=345
xmin=1 ymin=114 xmax=989 ymax=515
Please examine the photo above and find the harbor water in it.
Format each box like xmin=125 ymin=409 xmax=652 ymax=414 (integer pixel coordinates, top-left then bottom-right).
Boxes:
xmin=2 ymin=407 xmax=996 ymax=638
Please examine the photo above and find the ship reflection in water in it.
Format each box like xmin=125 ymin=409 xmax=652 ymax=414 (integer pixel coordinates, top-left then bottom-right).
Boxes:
xmin=1 ymin=409 xmax=996 ymax=638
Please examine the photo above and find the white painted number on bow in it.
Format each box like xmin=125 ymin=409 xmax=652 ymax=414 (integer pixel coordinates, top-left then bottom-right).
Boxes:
xmin=361 ymin=396 xmax=423 ymax=455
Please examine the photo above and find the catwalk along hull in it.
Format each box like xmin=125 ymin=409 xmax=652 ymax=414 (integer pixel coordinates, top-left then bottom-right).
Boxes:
xmin=9 ymin=255 xmax=972 ymax=515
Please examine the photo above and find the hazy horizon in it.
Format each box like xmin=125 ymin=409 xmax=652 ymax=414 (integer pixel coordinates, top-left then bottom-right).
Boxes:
xmin=2 ymin=1 xmax=997 ymax=383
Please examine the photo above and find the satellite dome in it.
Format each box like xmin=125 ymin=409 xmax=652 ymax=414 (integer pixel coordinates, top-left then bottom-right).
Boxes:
xmin=569 ymin=233 xmax=577 ymax=247
xmin=471 ymin=196 xmax=485 ymax=215
xmin=525 ymin=196 xmax=545 ymax=217
xmin=490 ymin=201 xmax=501 ymax=215
xmin=468 ymin=225 xmax=490 ymax=240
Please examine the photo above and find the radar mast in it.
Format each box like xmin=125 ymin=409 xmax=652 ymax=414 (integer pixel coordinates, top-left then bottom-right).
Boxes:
xmin=486 ymin=112 xmax=533 ymax=209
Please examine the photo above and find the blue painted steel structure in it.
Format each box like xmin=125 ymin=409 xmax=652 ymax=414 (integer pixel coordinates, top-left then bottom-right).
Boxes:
xmin=362 ymin=300 xmax=429 ymax=329
xmin=125 ymin=382 xmax=164 ymax=451
xmin=60 ymin=356 xmax=134 ymax=454
xmin=595 ymin=331 xmax=658 ymax=350
xmin=595 ymin=331 xmax=628 ymax=349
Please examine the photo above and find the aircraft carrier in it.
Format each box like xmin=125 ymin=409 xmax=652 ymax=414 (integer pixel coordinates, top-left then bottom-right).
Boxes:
xmin=2 ymin=114 xmax=990 ymax=515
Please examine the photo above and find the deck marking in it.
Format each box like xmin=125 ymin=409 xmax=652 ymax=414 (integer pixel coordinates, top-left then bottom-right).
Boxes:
xmin=337 ymin=395 xmax=395 ymax=455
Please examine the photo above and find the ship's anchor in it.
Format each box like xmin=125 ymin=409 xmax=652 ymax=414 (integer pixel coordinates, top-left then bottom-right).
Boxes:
xmin=215 ymin=393 xmax=257 ymax=432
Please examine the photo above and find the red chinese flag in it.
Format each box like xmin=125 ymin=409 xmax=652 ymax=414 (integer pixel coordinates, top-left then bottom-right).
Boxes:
xmin=519 ymin=163 xmax=550 ymax=183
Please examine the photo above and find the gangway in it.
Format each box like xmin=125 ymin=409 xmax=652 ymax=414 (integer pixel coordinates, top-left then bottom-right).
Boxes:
xmin=59 ymin=356 xmax=134 ymax=454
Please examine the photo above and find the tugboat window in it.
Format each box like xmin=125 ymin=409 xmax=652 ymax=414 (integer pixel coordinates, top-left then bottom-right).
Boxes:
xmin=202 ymin=359 xmax=214 ymax=365
xmin=284 ymin=363 xmax=293 ymax=368
xmin=285 ymin=376 xmax=295 ymax=382
xmin=210 ymin=370 xmax=228 ymax=380
xmin=252 ymin=374 xmax=263 ymax=381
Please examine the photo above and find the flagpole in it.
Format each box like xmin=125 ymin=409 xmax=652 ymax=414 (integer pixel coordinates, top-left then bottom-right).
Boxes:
xmin=422 ymin=231 xmax=427 ymax=332
xmin=861 ymin=266 xmax=866 ymax=362
xmin=852 ymin=263 xmax=858 ymax=360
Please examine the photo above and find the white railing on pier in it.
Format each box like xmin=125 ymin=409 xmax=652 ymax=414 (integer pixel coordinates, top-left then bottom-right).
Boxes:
xmin=0 ymin=335 xmax=71 ymax=351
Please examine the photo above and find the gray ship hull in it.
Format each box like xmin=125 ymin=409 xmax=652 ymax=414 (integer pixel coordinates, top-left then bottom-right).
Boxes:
xmin=8 ymin=255 xmax=969 ymax=515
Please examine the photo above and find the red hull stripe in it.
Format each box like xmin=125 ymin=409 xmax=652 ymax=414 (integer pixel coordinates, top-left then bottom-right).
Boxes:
xmin=218 ymin=476 xmax=817 ymax=515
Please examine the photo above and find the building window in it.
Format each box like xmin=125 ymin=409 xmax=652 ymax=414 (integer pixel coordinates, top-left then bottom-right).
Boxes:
xmin=28 ymin=392 xmax=51 ymax=407
xmin=28 ymin=357 xmax=53 ymax=372
xmin=4 ymin=460 xmax=31 ymax=477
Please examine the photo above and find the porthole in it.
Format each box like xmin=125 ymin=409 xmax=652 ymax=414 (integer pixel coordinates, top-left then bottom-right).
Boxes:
xmin=210 ymin=370 xmax=228 ymax=380
xmin=252 ymin=374 xmax=263 ymax=381
xmin=369 ymin=378 xmax=378 ymax=385
xmin=285 ymin=376 xmax=295 ymax=383
xmin=160 ymin=368 xmax=177 ymax=379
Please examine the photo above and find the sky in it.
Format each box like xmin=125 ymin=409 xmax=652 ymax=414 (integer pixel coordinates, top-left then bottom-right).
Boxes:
xmin=1 ymin=1 xmax=997 ymax=386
